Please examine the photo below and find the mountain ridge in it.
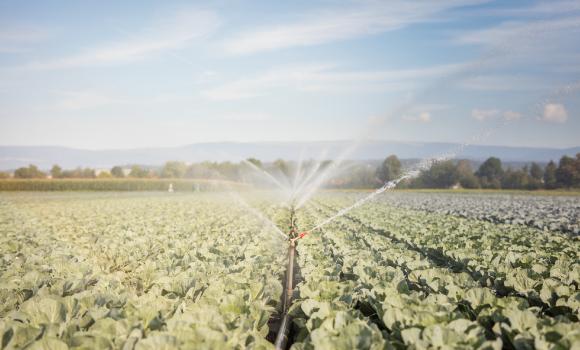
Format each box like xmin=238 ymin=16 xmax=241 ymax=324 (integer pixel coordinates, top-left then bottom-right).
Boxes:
xmin=1 ymin=141 xmax=578 ymax=170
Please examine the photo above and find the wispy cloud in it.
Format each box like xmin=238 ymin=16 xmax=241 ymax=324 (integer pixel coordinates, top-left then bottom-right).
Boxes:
xmin=455 ymin=16 xmax=580 ymax=48
xmin=20 ymin=9 xmax=220 ymax=70
xmin=201 ymin=63 xmax=462 ymax=101
xmin=222 ymin=0 xmax=489 ymax=55
xmin=503 ymin=110 xmax=522 ymax=121
xmin=541 ymin=103 xmax=568 ymax=123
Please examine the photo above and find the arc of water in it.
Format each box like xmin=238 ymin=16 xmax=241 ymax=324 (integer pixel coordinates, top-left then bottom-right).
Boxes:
xmin=241 ymin=159 xmax=291 ymax=193
xmin=295 ymin=150 xmax=355 ymax=209
xmin=292 ymin=150 xmax=330 ymax=202
xmin=228 ymin=191 xmax=288 ymax=240
xmin=303 ymin=117 xmax=511 ymax=233
xmin=291 ymin=148 xmax=306 ymax=195
xmin=201 ymin=165 xmax=289 ymax=240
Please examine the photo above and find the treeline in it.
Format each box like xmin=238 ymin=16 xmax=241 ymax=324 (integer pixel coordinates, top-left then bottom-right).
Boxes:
xmin=2 ymin=165 xmax=150 ymax=179
xmin=1 ymin=153 xmax=579 ymax=190
xmin=375 ymin=154 xmax=580 ymax=190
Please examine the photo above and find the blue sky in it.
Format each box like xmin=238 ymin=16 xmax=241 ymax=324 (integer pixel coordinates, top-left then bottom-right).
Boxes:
xmin=0 ymin=0 xmax=579 ymax=149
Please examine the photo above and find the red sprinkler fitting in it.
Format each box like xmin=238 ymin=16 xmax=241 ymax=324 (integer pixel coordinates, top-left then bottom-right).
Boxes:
xmin=289 ymin=231 xmax=311 ymax=243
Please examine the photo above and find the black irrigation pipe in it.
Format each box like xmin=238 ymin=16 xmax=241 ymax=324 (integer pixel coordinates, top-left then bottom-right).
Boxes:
xmin=270 ymin=206 xmax=299 ymax=350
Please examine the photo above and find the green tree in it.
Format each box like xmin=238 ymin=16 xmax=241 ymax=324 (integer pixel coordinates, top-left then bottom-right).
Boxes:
xmin=110 ymin=166 xmax=125 ymax=178
xmin=161 ymin=161 xmax=187 ymax=178
xmin=502 ymin=168 xmax=529 ymax=189
xmin=529 ymin=163 xmax=543 ymax=180
xmin=129 ymin=165 xmax=148 ymax=178
xmin=543 ymin=161 xmax=558 ymax=189
xmin=61 ymin=168 xmax=81 ymax=178
xmin=81 ymin=168 xmax=96 ymax=178
xmin=526 ymin=162 xmax=543 ymax=190
xmin=476 ymin=157 xmax=503 ymax=189
xmin=376 ymin=155 xmax=402 ymax=183
xmin=455 ymin=160 xmax=479 ymax=189
xmin=50 ymin=165 xmax=62 ymax=179
xmin=575 ymin=153 xmax=580 ymax=187
xmin=556 ymin=155 xmax=575 ymax=188
xmin=0 ymin=171 xmax=10 ymax=179
xmin=14 ymin=164 xmax=46 ymax=179
xmin=419 ymin=160 xmax=458 ymax=188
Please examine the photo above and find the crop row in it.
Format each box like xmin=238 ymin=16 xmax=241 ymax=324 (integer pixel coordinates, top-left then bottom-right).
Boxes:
xmin=0 ymin=193 xmax=286 ymax=349
xmin=288 ymin=195 xmax=579 ymax=349
xmin=367 ymin=191 xmax=580 ymax=235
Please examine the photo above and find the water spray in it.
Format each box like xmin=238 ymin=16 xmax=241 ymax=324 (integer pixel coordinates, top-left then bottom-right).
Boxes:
xmin=296 ymin=111 xmax=527 ymax=236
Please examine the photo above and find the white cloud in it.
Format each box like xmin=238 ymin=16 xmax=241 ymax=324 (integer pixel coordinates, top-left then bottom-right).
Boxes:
xmin=21 ymin=10 xmax=220 ymax=70
xmin=201 ymin=63 xmax=461 ymax=101
xmin=455 ymin=16 xmax=580 ymax=47
xmin=503 ymin=110 xmax=522 ymax=120
xmin=452 ymin=13 xmax=580 ymax=84
xmin=542 ymin=103 xmax=568 ymax=123
xmin=472 ymin=109 xmax=500 ymax=121
xmin=222 ymin=0 xmax=489 ymax=55
xmin=403 ymin=112 xmax=432 ymax=123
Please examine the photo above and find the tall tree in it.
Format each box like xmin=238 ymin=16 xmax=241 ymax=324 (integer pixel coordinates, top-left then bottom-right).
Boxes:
xmin=574 ymin=153 xmax=580 ymax=187
xmin=376 ymin=155 xmax=402 ymax=183
xmin=529 ymin=163 xmax=543 ymax=181
xmin=556 ymin=155 xmax=575 ymax=188
xmin=476 ymin=157 xmax=503 ymax=189
xmin=419 ymin=160 xmax=458 ymax=188
xmin=544 ymin=161 xmax=558 ymax=189
xmin=50 ymin=165 xmax=62 ymax=179
xmin=129 ymin=165 xmax=149 ymax=178
xmin=527 ymin=162 xmax=543 ymax=190
xmin=456 ymin=159 xmax=479 ymax=189
xmin=81 ymin=168 xmax=96 ymax=178
xmin=110 ymin=166 xmax=125 ymax=178
xmin=161 ymin=161 xmax=187 ymax=178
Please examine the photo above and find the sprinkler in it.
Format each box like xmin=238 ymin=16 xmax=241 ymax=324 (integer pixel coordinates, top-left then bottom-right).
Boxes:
xmin=290 ymin=231 xmax=309 ymax=242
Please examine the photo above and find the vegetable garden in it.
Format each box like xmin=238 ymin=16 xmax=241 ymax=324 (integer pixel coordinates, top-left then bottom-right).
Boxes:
xmin=0 ymin=191 xmax=578 ymax=349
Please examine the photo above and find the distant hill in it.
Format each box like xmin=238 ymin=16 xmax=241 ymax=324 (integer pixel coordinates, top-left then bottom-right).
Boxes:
xmin=1 ymin=141 xmax=578 ymax=170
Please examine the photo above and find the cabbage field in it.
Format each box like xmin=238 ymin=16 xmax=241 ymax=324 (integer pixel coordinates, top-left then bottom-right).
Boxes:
xmin=0 ymin=191 xmax=579 ymax=349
